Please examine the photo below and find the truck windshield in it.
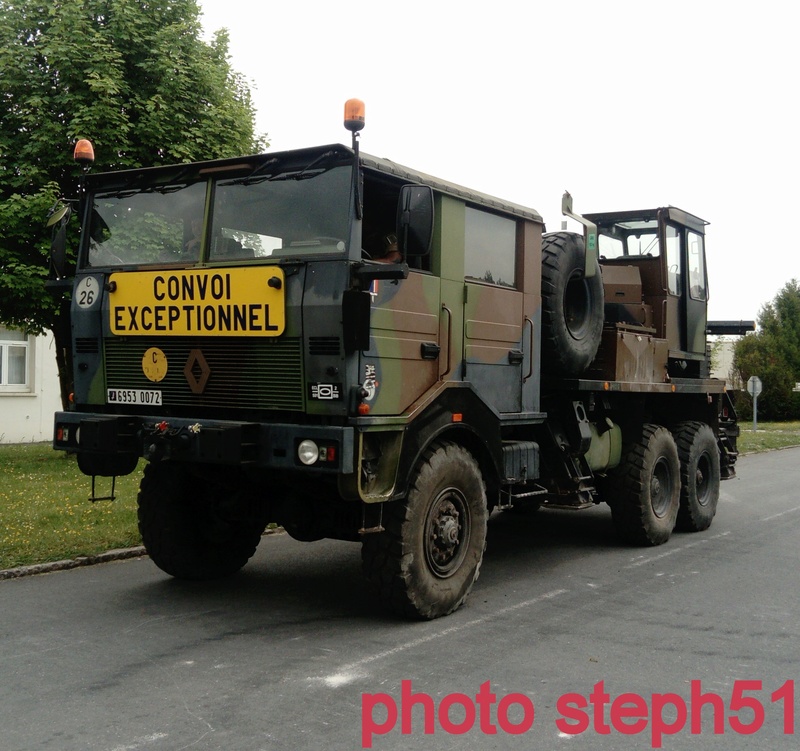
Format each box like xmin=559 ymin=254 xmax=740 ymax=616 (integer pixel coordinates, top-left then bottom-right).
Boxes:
xmin=84 ymin=165 xmax=352 ymax=268
xmin=597 ymin=218 xmax=660 ymax=259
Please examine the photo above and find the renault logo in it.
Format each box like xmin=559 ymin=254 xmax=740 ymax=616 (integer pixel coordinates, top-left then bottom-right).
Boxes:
xmin=184 ymin=349 xmax=211 ymax=394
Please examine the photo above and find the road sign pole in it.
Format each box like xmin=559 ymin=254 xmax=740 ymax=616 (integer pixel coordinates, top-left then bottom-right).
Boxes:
xmin=747 ymin=375 xmax=762 ymax=433
xmin=753 ymin=393 xmax=758 ymax=433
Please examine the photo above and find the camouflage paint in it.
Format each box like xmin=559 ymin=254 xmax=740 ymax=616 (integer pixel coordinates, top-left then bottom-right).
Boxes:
xmin=359 ymin=270 xmax=442 ymax=415
xmin=356 ymin=193 xmax=546 ymax=420
xmin=519 ymin=220 xmax=543 ymax=415
xmin=463 ymin=282 xmax=524 ymax=413
xmin=587 ymin=327 xmax=670 ymax=384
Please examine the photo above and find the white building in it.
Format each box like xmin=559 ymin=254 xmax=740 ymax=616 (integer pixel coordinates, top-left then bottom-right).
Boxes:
xmin=0 ymin=327 xmax=62 ymax=444
xmin=709 ymin=338 xmax=745 ymax=390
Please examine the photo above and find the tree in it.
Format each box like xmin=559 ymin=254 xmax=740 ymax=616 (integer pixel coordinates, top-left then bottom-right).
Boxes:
xmin=0 ymin=0 xmax=266 ymax=406
xmin=733 ymin=280 xmax=800 ymax=421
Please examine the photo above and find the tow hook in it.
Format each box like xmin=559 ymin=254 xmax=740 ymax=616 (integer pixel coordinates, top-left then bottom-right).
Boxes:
xmin=143 ymin=421 xmax=192 ymax=461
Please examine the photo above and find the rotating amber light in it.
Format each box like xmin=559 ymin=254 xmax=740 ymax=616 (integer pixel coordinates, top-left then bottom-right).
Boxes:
xmin=74 ymin=139 xmax=95 ymax=166
xmin=344 ymin=99 xmax=365 ymax=132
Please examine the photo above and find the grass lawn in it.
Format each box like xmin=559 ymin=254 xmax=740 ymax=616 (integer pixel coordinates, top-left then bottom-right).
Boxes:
xmin=2 ymin=421 xmax=799 ymax=571
xmin=737 ymin=420 xmax=800 ymax=453
xmin=0 ymin=443 xmax=144 ymax=570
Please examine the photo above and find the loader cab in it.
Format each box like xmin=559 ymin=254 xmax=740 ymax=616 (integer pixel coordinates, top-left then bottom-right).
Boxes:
xmin=587 ymin=207 xmax=709 ymax=377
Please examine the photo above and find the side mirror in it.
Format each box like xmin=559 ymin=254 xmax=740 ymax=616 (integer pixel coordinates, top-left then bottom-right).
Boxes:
xmin=46 ymin=203 xmax=72 ymax=279
xmin=396 ymin=185 xmax=433 ymax=256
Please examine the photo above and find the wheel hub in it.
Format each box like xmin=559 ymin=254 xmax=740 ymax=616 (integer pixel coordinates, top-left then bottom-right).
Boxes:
xmin=425 ymin=493 xmax=469 ymax=578
xmin=650 ymin=457 xmax=673 ymax=518
xmin=431 ymin=500 xmax=460 ymax=558
xmin=695 ymin=455 xmax=711 ymax=506
xmin=651 ymin=476 xmax=661 ymax=496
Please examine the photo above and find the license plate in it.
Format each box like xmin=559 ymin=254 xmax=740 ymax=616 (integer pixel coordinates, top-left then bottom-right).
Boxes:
xmin=107 ymin=389 xmax=162 ymax=406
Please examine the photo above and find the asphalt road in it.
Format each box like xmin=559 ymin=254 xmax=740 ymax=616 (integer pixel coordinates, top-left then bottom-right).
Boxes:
xmin=1 ymin=448 xmax=799 ymax=751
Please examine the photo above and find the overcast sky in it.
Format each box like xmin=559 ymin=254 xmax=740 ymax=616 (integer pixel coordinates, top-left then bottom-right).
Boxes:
xmin=198 ymin=0 xmax=798 ymax=324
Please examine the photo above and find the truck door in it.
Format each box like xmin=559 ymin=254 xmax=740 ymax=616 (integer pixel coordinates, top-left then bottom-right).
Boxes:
xmin=462 ymin=207 xmax=523 ymax=413
xmin=359 ymin=270 xmax=442 ymax=415
xmin=463 ymin=281 xmax=524 ymax=412
xmin=684 ymin=229 xmax=708 ymax=354
xmin=665 ymin=222 xmax=707 ymax=355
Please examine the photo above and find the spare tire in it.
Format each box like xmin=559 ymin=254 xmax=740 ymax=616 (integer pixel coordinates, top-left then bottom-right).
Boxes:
xmin=541 ymin=231 xmax=604 ymax=376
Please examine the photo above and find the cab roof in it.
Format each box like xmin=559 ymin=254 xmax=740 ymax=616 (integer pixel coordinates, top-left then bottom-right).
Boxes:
xmin=84 ymin=143 xmax=545 ymax=225
xmin=361 ymin=152 xmax=544 ymax=225
xmin=585 ymin=207 xmax=708 ymax=235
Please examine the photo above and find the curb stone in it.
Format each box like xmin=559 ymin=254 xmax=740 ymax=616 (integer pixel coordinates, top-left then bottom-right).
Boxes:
xmin=0 ymin=527 xmax=285 ymax=581
xmin=0 ymin=547 xmax=148 ymax=581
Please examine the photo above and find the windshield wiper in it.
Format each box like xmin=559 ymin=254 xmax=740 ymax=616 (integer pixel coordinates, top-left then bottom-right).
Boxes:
xmin=97 ymin=165 xmax=198 ymax=197
xmin=283 ymin=149 xmax=336 ymax=180
xmin=99 ymin=182 xmax=193 ymax=199
xmin=220 ymin=150 xmax=337 ymax=187
xmin=220 ymin=158 xmax=281 ymax=187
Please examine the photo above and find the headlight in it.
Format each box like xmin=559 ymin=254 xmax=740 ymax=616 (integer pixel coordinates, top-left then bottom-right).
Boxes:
xmin=298 ymin=439 xmax=319 ymax=465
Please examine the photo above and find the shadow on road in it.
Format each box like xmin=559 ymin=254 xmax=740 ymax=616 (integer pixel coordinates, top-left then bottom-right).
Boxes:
xmin=486 ymin=503 xmax=618 ymax=557
xmin=115 ymin=503 xmax=623 ymax=626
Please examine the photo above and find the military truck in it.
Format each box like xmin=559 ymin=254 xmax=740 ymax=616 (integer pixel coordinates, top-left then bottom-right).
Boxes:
xmin=51 ymin=100 xmax=738 ymax=618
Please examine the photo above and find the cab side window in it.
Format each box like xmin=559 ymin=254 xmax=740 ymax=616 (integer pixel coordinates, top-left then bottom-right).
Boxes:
xmin=665 ymin=225 xmax=682 ymax=296
xmin=464 ymin=207 xmax=517 ymax=288
xmin=687 ymin=231 xmax=707 ymax=300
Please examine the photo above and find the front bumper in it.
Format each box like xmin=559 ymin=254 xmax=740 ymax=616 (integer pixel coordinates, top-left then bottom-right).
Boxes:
xmin=54 ymin=412 xmax=355 ymax=475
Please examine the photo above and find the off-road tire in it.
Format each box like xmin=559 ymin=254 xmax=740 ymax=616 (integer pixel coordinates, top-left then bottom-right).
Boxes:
xmin=607 ymin=424 xmax=680 ymax=546
xmin=541 ymin=231 xmax=604 ymax=376
xmin=673 ymin=421 xmax=720 ymax=532
xmin=361 ymin=442 xmax=488 ymax=619
xmin=137 ymin=462 xmax=267 ymax=580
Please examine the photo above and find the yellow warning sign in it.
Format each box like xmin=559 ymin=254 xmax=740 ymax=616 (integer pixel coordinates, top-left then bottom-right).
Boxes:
xmin=108 ymin=268 xmax=285 ymax=336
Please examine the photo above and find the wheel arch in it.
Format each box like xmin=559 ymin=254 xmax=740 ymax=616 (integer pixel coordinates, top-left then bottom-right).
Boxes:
xmin=428 ymin=425 xmax=500 ymax=505
xmin=390 ymin=386 xmax=503 ymax=505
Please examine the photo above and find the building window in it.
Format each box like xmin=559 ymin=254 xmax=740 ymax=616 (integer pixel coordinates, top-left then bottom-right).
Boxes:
xmin=0 ymin=327 xmax=31 ymax=392
xmin=464 ymin=207 xmax=517 ymax=288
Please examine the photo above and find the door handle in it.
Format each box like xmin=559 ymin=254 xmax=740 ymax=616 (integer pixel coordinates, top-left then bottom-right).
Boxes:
xmin=523 ymin=316 xmax=534 ymax=381
xmin=439 ymin=304 xmax=452 ymax=379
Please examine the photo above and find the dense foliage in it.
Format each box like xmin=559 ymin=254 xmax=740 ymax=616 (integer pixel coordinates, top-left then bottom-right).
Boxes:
xmin=0 ymin=0 xmax=266 ymax=333
xmin=733 ymin=280 xmax=800 ymax=420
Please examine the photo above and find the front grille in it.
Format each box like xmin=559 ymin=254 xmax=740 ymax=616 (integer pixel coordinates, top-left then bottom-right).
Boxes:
xmin=104 ymin=336 xmax=304 ymax=411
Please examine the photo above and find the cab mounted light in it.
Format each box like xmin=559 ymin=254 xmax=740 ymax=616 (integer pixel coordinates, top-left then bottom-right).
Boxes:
xmin=344 ymin=99 xmax=365 ymax=217
xmin=73 ymin=139 xmax=95 ymax=167
xmin=343 ymin=99 xmax=365 ymax=133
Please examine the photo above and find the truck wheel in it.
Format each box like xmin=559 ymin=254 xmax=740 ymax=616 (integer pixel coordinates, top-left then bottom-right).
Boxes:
xmin=541 ymin=232 xmax=604 ymax=376
xmin=361 ymin=442 xmax=488 ymax=619
xmin=673 ymin=422 xmax=720 ymax=532
xmin=137 ymin=462 xmax=267 ymax=580
xmin=608 ymin=424 xmax=680 ymax=546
